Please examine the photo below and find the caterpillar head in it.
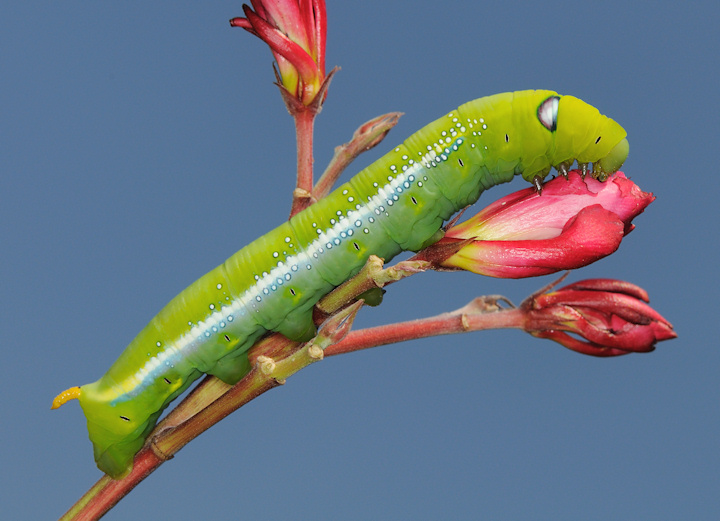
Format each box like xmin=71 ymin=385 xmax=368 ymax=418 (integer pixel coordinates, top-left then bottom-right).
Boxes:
xmin=538 ymin=94 xmax=629 ymax=181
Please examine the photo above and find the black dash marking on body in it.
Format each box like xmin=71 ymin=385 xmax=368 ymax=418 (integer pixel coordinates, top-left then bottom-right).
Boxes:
xmin=164 ymin=378 xmax=171 ymax=384
xmin=411 ymin=196 xmax=418 ymax=205
xmin=457 ymin=158 xmax=464 ymax=167
xmin=120 ymin=416 xmax=131 ymax=422
xmin=595 ymin=136 xmax=602 ymax=144
xmin=224 ymin=334 xmax=231 ymax=342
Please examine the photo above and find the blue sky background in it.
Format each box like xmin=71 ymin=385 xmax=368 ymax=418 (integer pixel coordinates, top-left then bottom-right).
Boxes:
xmin=3 ymin=2 xmax=718 ymax=519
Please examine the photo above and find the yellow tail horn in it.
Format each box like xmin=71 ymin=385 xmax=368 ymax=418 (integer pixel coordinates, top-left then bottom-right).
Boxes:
xmin=51 ymin=386 xmax=81 ymax=409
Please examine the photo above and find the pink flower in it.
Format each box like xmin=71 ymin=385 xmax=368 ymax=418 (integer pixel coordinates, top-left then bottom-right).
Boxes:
xmin=422 ymin=171 xmax=654 ymax=278
xmin=231 ymin=0 xmax=327 ymax=105
xmin=523 ymin=278 xmax=676 ymax=356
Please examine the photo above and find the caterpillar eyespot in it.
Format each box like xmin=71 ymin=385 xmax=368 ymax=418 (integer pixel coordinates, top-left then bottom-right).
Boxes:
xmin=537 ymin=95 xmax=560 ymax=131
xmin=54 ymin=90 xmax=628 ymax=478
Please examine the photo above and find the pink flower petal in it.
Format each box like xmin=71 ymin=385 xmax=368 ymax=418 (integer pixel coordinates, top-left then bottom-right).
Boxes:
xmin=242 ymin=5 xmax=319 ymax=83
xmin=447 ymin=171 xmax=654 ymax=242
xmin=560 ymin=279 xmax=650 ymax=302
xmin=445 ymin=205 xmax=624 ymax=278
xmin=532 ymin=330 xmax=633 ymax=357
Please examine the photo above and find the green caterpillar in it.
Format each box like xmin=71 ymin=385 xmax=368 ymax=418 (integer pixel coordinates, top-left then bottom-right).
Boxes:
xmin=53 ymin=90 xmax=629 ymax=478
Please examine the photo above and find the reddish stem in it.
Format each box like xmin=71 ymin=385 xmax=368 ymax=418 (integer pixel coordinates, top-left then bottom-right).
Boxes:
xmin=326 ymin=307 xmax=526 ymax=356
xmin=58 ymin=448 xmax=162 ymax=521
xmin=289 ymin=108 xmax=317 ymax=217
xmin=313 ymin=112 xmax=403 ymax=200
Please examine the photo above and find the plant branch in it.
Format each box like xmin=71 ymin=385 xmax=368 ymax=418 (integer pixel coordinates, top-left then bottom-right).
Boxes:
xmin=325 ymin=296 xmax=520 ymax=356
xmin=58 ymin=289 xmax=527 ymax=521
xmin=58 ymin=302 xmax=363 ymax=521
xmin=315 ymin=255 xmax=430 ymax=316
xmin=313 ymin=111 xmax=403 ymax=200
xmin=289 ymin=108 xmax=317 ymax=216
xmin=286 ymin=67 xmax=338 ymax=217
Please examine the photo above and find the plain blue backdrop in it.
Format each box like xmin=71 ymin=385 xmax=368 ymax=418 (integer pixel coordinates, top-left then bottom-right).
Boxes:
xmin=3 ymin=2 xmax=718 ymax=519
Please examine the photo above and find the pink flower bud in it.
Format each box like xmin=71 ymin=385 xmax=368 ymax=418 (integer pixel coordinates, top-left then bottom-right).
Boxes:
xmin=231 ymin=0 xmax=327 ymax=105
xmin=431 ymin=171 xmax=654 ymax=278
xmin=523 ymin=278 xmax=676 ymax=356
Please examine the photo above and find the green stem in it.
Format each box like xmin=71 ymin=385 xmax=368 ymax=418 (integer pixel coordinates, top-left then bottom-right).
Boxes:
xmin=315 ymin=255 xmax=430 ymax=315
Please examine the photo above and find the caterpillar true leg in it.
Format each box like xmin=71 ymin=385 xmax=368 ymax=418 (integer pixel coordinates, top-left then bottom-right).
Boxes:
xmin=533 ymin=176 xmax=544 ymax=194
